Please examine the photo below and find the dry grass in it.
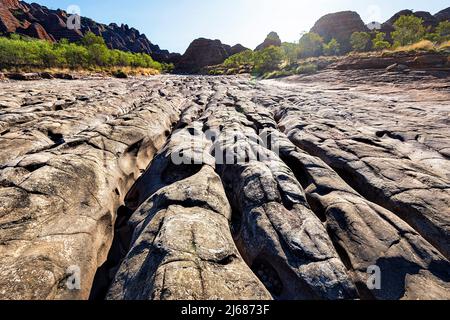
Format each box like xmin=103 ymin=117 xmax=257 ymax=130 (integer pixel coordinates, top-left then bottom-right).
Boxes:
xmin=1 ymin=66 xmax=161 ymax=77
xmin=108 ymin=67 xmax=160 ymax=76
xmin=387 ymin=39 xmax=450 ymax=53
xmin=439 ymin=40 xmax=450 ymax=50
xmin=389 ymin=40 xmax=436 ymax=53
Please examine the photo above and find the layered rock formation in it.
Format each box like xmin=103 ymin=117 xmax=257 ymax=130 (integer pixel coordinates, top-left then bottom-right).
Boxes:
xmin=175 ymin=38 xmax=247 ymax=74
xmin=0 ymin=0 xmax=179 ymax=62
xmin=333 ymin=51 xmax=450 ymax=71
xmin=231 ymin=44 xmax=248 ymax=55
xmin=310 ymin=11 xmax=369 ymax=53
xmin=0 ymin=0 xmax=22 ymax=33
xmin=0 ymin=68 xmax=449 ymax=300
xmin=435 ymin=7 xmax=450 ymax=22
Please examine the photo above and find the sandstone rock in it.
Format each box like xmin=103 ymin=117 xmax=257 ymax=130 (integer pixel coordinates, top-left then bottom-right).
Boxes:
xmin=0 ymin=71 xmax=449 ymax=301
xmin=334 ymin=52 xmax=449 ymax=71
xmin=6 ymin=73 xmax=41 ymax=80
xmin=0 ymin=0 xmax=22 ymax=33
xmin=0 ymin=77 xmax=186 ymax=299
xmin=203 ymin=89 xmax=357 ymax=299
xmin=255 ymin=32 xmax=282 ymax=51
xmin=0 ymin=0 xmax=20 ymax=8
xmin=413 ymin=54 xmax=448 ymax=68
xmin=16 ymin=22 xmax=53 ymax=42
xmin=53 ymin=73 xmax=77 ymax=80
xmin=386 ymin=63 xmax=409 ymax=72
xmin=175 ymin=38 xmax=233 ymax=74
xmin=39 ymin=72 xmax=54 ymax=79
xmin=272 ymin=71 xmax=450 ymax=261
xmin=435 ymin=7 xmax=450 ymax=22
xmin=311 ymin=11 xmax=369 ymax=53
xmin=270 ymin=129 xmax=450 ymax=299
xmin=230 ymin=44 xmax=249 ymax=55
xmin=107 ymin=128 xmax=272 ymax=300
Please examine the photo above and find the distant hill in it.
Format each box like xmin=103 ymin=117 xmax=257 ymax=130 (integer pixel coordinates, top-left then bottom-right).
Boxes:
xmin=0 ymin=0 xmax=180 ymax=63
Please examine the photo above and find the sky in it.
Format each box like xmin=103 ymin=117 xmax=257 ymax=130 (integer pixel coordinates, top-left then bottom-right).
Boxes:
xmin=35 ymin=0 xmax=449 ymax=54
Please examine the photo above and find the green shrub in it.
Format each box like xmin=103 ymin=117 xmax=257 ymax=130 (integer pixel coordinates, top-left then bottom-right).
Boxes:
xmin=281 ymin=42 xmax=300 ymax=65
xmin=392 ymin=15 xmax=426 ymax=46
xmin=296 ymin=63 xmax=318 ymax=74
xmin=80 ymin=31 xmax=106 ymax=47
xmin=436 ymin=21 xmax=450 ymax=42
xmin=298 ymin=32 xmax=324 ymax=57
xmin=0 ymin=32 xmax=163 ymax=71
xmin=351 ymin=32 xmax=371 ymax=52
xmin=323 ymin=38 xmax=340 ymax=56
xmin=223 ymin=50 xmax=255 ymax=68
xmin=253 ymin=46 xmax=285 ymax=74
xmin=372 ymin=32 xmax=391 ymax=51
xmin=162 ymin=63 xmax=175 ymax=73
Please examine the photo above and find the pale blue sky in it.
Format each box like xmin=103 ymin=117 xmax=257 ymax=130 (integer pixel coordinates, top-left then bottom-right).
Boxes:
xmin=35 ymin=0 xmax=449 ymax=53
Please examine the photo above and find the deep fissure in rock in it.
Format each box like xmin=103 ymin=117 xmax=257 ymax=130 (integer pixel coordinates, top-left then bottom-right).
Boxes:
xmin=89 ymin=205 xmax=134 ymax=300
xmin=88 ymin=104 xmax=192 ymax=300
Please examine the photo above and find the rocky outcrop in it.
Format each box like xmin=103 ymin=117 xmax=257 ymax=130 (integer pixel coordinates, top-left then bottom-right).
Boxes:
xmin=230 ymin=43 xmax=249 ymax=55
xmin=255 ymin=32 xmax=282 ymax=51
xmin=175 ymin=41 xmax=250 ymax=74
xmin=0 ymin=70 xmax=449 ymax=300
xmin=0 ymin=0 xmax=179 ymax=63
xmin=16 ymin=22 xmax=52 ymax=41
xmin=174 ymin=38 xmax=236 ymax=74
xmin=311 ymin=11 xmax=369 ymax=53
xmin=333 ymin=51 xmax=449 ymax=71
xmin=435 ymin=7 xmax=450 ymax=22
xmin=0 ymin=0 xmax=22 ymax=33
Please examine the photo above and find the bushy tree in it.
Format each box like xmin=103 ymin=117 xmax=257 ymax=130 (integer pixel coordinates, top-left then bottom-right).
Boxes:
xmin=350 ymin=32 xmax=371 ymax=52
xmin=391 ymin=15 xmax=426 ymax=46
xmin=322 ymin=38 xmax=340 ymax=56
xmin=80 ymin=31 xmax=106 ymax=47
xmin=372 ymin=32 xmax=391 ymax=51
xmin=281 ymin=42 xmax=300 ymax=65
xmin=86 ymin=43 xmax=110 ymax=66
xmin=223 ymin=50 xmax=255 ymax=68
xmin=0 ymin=35 xmax=41 ymax=66
xmin=298 ymin=32 xmax=324 ymax=57
xmin=436 ymin=21 xmax=450 ymax=42
xmin=0 ymin=32 xmax=163 ymax=71
xmin=253 ymin=46 xmax=284 ymax=74
xmin=63 ymin=43 xmax=89 ymax=68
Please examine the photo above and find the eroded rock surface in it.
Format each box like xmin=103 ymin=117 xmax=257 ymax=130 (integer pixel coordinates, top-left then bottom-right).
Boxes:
xmin=0 ymin=70 xmax=449 ymax=300
xmin=0 ymin=77 xmax=185 ymax=299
